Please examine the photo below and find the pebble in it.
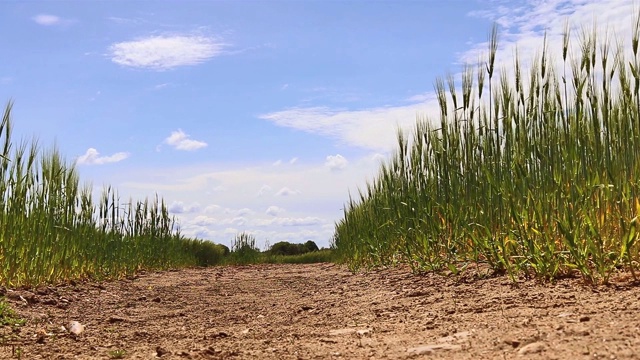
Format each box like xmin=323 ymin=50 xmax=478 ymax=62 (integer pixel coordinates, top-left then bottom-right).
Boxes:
xmin=67 ymin=321 xmax=85 ymax=335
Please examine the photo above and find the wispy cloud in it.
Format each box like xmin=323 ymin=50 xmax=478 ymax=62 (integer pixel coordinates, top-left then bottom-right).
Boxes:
xmin=257 ymin=184 xmax=272 ymax=196
xmin=260 ymin=0 xmax=636 ymax=153
xmin=154 ymin=83 xmax=170 ymax=90
xmin=255 ymin=216 xmax=324 ymax=227
xmin=164 ymin=129 xmax=207 ymax=151
xmin=325 ymin=154 xmax=348 ymax=171
xmin=275 ymin=187 xmax=300 ymax=196
xmin=32 ymin=14 xmax=62 ymax=26
xmin=260 ymin=99 xmax=440 ymax=152
xmin=109 ymin=34 xmax=227 ymax=70
xmin=76 ymin=148 xmax=129 ymax=165
xmin=462 ymin=0 xmax=635 ymax=69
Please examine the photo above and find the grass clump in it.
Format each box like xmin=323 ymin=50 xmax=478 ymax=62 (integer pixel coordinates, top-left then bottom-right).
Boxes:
xmin=0 ymin=298 xmax=23 ymax=327
xmin=333 ymin=14 xmax=640 ymax=283
xmin=228 ymin=232 xmax=261 ymax=265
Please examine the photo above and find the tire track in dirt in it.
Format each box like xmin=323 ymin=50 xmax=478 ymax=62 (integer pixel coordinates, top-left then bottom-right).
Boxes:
xmin=2 ymin=263 xmax=640 ymax=359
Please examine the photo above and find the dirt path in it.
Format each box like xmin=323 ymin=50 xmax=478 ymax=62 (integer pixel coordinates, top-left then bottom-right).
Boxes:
xmin=1 ymin=263 xmax=639 ymax=359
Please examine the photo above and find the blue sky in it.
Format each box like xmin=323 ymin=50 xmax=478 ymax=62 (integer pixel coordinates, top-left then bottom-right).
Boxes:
xmin=0 ymin=0 xmax=635 ymax=248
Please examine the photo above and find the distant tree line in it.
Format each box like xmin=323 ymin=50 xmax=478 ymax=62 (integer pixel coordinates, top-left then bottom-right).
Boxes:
xmin=268 ymin=240 xmax=319 ymax=256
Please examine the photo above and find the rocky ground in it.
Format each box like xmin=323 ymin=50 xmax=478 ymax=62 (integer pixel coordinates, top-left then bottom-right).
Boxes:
xmin=1 ymin=263 xmax=639 ymax=359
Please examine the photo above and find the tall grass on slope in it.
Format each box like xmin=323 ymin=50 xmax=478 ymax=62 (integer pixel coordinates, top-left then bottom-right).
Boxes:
xmin=0 ymin=102 xmax=221 ymax=287
xmin=334 ymin=17 xmax=640 ymax=283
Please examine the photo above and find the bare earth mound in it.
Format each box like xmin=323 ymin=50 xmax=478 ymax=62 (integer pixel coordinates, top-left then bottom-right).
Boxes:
xmin=1 ymin=263 xmax=639 ymax=359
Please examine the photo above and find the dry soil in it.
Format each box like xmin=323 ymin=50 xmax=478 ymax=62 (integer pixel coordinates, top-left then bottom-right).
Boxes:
xmin=1 ymin=263 xmax=640 ymax=359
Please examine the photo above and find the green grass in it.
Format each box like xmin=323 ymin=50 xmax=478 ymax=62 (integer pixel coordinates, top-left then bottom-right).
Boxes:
xmin=259 ymin=249 xmax=335 ymax=264
xmin=0 ymin=298 xmax=23 ymax=327
xmin=333 ymin=14 xmax=640 ymax=283
xmin=0 ymin=103 xmax=225 ymax=287
xmin=108 ymin=349 xmax=127 ymax=359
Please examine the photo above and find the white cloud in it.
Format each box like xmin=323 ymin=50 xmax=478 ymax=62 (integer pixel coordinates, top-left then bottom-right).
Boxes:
xmin=76 ymin=148 xmax=129 ymax=165
xmin=109 ymin=34 xmax=226 ymax=70
xmin=117 ymin=155 xmax=385 ymax=248
xmin=164 ymin=129 xmax=207 ymax=151
xmin=266 ymin=206 xmax=285 ymax=216
xmin=260 ymin=99 xmax=441 ymax=152
xmin=289 ymin=157 xmax=298 ymax=164
xmin=275 ymin=187 xmax=300 ymax=196
xmin=255 ymin=216 xmax=324 ymax=227
xmin=32 ymin=14 xmax=61 ymax=26
xmin=168 ymin=201 xmax=200 ymax=214
xmin=192 ymin=215 xmax=218 ymax=226
xmin=325 ymin=154 xmax=348 ymax=171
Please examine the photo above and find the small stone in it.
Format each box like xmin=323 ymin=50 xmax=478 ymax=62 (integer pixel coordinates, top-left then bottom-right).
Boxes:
xmin=579 ymin=315 xmax=591 ymax=322
xmin=210 ymin=331 xmax=229 ymax=339
xmin=518 ymin=342 xmax=547 ymax=355
xmin=67 ymin=321 xmax=84 ymax=336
